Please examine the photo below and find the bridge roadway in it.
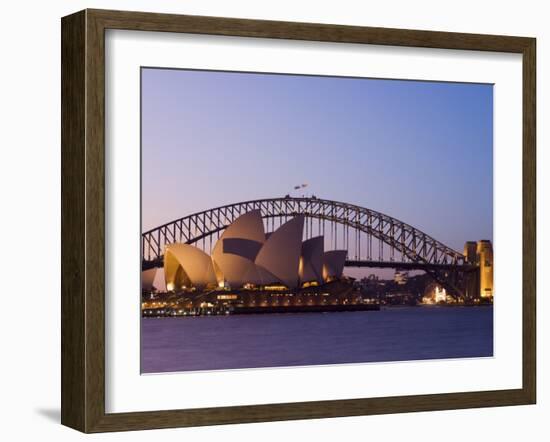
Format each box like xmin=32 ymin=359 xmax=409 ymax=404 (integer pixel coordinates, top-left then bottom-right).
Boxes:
xmin=344 ymin=260 xmax=477 ymax=272
xmin=142 ymin=258 xmax=477 ymax=273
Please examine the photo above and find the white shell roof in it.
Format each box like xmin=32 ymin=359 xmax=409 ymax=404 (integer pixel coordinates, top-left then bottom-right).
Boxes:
xmin=299 ymin=236 xmax=324 ymax=284
xmin=164 ymin=243 xmax=216 ymax=290
xmin=255 ymin=215 xmax=305 ymax=289
xmin=322 ymin=250 xmax=347 ymax=280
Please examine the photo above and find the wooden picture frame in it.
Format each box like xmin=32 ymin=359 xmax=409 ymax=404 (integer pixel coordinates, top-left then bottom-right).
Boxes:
xmin=61 ymin=8 xmax=536 ymax=433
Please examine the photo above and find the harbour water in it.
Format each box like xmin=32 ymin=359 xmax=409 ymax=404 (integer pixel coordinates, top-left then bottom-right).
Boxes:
xmin=141 ymin=305 xmax=493 ymax=373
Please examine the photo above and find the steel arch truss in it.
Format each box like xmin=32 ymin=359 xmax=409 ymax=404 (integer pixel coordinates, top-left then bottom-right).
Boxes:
xmin=142 ymin=197 xmax=466 ymax=269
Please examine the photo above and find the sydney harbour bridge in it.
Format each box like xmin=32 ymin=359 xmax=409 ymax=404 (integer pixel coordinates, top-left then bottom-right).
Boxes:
xmin=141 ymin=197 xmax=481 ymax=299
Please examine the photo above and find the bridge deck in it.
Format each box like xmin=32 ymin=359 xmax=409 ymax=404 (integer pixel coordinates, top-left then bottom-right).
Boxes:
xmin=142 ymin=258 xmax=476 ymax=272
xmin=344 ymin=260 xmax=477 ymax=272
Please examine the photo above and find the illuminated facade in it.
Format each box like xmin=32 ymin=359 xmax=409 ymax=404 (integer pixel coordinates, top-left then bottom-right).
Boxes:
xmin=477 ymin=240 xmax=493 ymax=299
xmin=463 ymin=239 xmax=494 ymax=299
xmin=434 ymin=286 xmax=447 ymax=303
xmin=163 ymin=211 xmax=347 ymax=291
xmin=393 ymin=270 xmax=409 ymax=285
xmin=165 ymin=243 xmax=217 ymax=290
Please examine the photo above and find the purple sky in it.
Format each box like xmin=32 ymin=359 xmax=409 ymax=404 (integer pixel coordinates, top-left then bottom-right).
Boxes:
xmin=141 ymin=68 xmax=493 ymax=261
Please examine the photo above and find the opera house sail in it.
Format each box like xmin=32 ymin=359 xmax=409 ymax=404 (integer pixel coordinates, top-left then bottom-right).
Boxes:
xmin=164 ymin=244 xmax=217 ymax=291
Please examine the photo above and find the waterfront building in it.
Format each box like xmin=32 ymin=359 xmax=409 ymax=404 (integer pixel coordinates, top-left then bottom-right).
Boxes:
xmin=163 ymin=210 xmax=347 ymax=291
xmin=394 ymin=270 xmax=409 ymax=285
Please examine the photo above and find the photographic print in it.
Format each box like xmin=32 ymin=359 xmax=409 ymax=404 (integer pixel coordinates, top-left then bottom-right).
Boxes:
xmin=140 ymin=68 xmax=494 ymax=374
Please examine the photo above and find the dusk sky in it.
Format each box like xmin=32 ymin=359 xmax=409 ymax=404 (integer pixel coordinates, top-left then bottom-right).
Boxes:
xmin=141 ymin=68 xmax=493 ymax=255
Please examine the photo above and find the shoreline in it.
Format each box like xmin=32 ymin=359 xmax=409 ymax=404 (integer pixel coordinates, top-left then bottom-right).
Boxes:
xmin=142 ymin=302 xmax=492 ymax=318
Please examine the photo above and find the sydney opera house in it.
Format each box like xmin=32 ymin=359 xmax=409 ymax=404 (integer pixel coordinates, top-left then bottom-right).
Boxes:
xmin=161 ymin=210 xmax=346 ymax=292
